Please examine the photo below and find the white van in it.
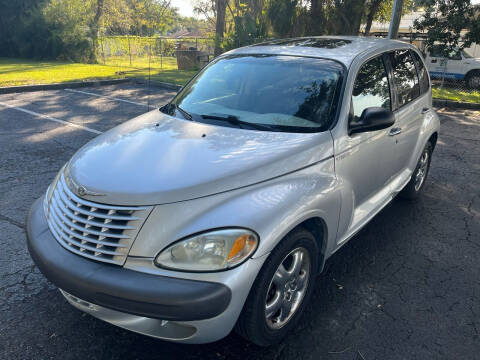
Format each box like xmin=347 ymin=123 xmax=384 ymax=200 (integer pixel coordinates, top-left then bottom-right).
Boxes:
xmin=425 ymin=48 xmax=480 ymax=89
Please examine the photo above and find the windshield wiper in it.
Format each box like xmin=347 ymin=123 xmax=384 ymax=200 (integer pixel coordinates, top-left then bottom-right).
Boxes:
xmin=200 ymin=114 xmax=275 ymax=131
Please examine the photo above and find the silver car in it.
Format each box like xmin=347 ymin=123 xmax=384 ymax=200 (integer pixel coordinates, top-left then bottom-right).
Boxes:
xmin=27 ymin=37 xmax=440 ymax=346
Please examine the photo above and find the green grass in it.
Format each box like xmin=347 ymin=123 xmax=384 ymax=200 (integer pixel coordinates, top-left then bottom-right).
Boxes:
xmin=3 ymin=57 xmax=478 ymax=103
xmin=0 ymin=57 xmax=195 ymax=87
xmin=432 ymin=87 xmax=480 ymax=103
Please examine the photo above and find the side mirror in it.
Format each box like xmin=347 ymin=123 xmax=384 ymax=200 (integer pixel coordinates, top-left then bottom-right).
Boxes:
xmin=349 ymin=107 xmax=395 ymax=135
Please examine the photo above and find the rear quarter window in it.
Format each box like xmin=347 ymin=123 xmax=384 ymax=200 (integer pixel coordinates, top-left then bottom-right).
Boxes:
xmin=410 ymin=50 xmax=430 ymax=95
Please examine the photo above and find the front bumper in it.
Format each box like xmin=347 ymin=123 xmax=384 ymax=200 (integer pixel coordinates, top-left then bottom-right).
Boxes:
xmin=26 ymin=197 xmax=263 ymax=343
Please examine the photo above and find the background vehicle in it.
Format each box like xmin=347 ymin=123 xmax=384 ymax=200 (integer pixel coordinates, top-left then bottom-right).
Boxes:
xmin=425 ymin=47 xmax=480 ymax=89
xmin=27 ymin=37 xmax=440 ymax=346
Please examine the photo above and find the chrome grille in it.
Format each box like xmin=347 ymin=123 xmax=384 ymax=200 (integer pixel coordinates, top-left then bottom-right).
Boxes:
xmin=45 ymin=174 xmax=151 ymax=265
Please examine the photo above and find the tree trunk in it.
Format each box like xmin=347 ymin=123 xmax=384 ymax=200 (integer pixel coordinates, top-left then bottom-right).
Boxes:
xmin=215 ymin=0 xmax=227 ymax=56
xmin=309 ymin=0 xmax=325 ymax=35
xmin=330 ymin=0 xmax=366 ymax=35
xmin=364 ymin=0 xmax=382 ymax=36
xmin=90 ymin=0 xmax=105 ymax=63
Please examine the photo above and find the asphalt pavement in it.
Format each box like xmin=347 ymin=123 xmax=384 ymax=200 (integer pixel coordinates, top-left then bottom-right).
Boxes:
xmin=0 ymin=84 xmax=479 ymax=359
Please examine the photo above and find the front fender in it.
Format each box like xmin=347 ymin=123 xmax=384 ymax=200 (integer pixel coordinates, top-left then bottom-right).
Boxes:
xmin=129 ymin=158 xmax=340 ymax=261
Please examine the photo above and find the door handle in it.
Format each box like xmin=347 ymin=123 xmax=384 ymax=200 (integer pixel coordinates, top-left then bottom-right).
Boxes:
xmin=389 ymin=127 xmax=402 ymax=136
xmin=422 ymin=107 xmax=430 ymax=114
xmin=431 ymin=59 xmax=437 ymax=63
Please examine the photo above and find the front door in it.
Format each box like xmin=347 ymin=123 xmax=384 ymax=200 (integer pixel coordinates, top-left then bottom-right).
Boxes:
xmin=334 ymin=54 xmax=397 ymax=244
xmin=445 ymin=50 xmax=466 ymax=80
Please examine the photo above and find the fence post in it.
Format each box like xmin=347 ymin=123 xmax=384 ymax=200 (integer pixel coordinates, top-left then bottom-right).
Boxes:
xmin=440 ymin=57 xmax=447 ymax=91
xmin=101 ymin=37 xmax=106 ymax=64
xmin=148 ymin=44 xmax=151 ymax=110
xmin=160 ymin=38 xmax=163 ymax=70
xmin=128 ymin=36 xmax=132 ymax=67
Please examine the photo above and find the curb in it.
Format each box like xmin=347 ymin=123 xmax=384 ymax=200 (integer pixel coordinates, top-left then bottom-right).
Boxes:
xmin=131 ymin=78 xmax=182 ymax=91
xmin=433 ymin=99 xmax=480 ymax=110
xmin=5 ymin=79 xmax=475 ymax=109
xmin=0 ymin=78 xmax=131 ymax=94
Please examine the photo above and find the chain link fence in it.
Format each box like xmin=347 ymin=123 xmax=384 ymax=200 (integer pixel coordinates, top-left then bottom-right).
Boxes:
xmin=96 ymin=35 xmax=479 ymax=104
xmin=96 ymin=36 xmax=215 ymax=83
xmin=411 ymin=39 xmax=480 ymax=104
xmin=428 ymin=59 xmax=480 ymax=104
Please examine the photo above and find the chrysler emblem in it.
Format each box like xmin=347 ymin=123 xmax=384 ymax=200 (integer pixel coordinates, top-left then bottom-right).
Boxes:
xmin=66 ymin=173 xmax=104 ymax=197
xmin=77 ymin=186 xmax=87 ymax=196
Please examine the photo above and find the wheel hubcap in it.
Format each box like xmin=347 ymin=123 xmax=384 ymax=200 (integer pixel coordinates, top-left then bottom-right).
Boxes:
xmin=265 ymin=247 xmax=311 ymax=329
xmin=414 ymin=150 xmax=429 ymax=191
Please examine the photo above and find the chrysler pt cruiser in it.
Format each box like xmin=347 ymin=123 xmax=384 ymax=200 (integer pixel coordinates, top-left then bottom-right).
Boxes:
xmin=27 ymin=37 xmax=440 ymax=346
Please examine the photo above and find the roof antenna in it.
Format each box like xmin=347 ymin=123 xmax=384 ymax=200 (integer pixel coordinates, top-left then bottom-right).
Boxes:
xmin=148 ymin=43 xmax=151 ymax=110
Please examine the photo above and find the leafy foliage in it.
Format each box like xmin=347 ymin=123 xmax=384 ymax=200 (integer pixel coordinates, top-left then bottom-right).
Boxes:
xmin=414 ymin=0 xmax=480 ymax=56
xmin=0 ymin=0 xmax=197 ymax=62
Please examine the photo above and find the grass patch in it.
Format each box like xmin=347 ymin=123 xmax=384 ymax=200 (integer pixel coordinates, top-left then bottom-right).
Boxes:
xmin=7 ymin=57 xmax=477 ymax=103
xmin=432 ymin=87 xmax=480 ymax=103
xmin=0 ymin=57 xmax=195 ymax=87
xmin=0 ymin=58 xmax=124 ymax=87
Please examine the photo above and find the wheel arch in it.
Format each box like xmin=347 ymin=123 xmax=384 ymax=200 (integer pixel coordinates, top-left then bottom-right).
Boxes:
xmin=428 ymin=131 xmax=438 ymax=150
xmin=284 ymin=216 xmax=328 ymax=273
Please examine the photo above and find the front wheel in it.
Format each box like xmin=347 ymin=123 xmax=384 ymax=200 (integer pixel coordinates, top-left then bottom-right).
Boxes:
xmin=235 ymin=228 xmax=318 ymax=346
xmin=400 ymin=142 xmax=433 ymax=200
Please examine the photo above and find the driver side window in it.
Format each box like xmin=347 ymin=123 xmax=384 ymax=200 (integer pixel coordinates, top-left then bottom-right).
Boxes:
xmin=351 ymin=55 xmax=391 ymax=123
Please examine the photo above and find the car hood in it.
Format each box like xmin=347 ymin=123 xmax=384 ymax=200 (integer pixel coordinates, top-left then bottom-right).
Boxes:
xmin=67 ymin=110 xmax=333 ymax=205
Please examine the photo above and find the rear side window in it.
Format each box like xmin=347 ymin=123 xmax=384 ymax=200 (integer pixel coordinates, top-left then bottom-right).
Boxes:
xmin=351 ymin=55 xmax=391 ymax=121
xmin=390 ymin=50 xmax=420 ymax=107
xmin=410 ymin=50 xmax=430 ymax=95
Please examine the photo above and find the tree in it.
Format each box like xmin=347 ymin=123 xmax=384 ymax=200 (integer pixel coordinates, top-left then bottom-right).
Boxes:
xmin=364 ymin=0 xmax=383 ymax=36
xmin=43 ymin=0 xmax=97 ymax=61
xmin=214 ymin=0 xmax=227 ymax=56
xmin=90 ymin=0 xmax=105 ymax=61
xmin=267 ymin=0 xmax=298 ymax=37
xmin=414 ymin=0 xmax=480 ymax=56
xmin=0 ymin=0 xmax=50 ymax=58
xmin=193 ymin=0 xmax=217 ymax=26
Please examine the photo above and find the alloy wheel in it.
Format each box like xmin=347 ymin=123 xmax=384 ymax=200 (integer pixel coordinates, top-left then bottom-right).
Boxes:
xmin=414 ymin=150 xmax=429 ymax=191
xmin=265 ymin=247 xmax=311 ymax=329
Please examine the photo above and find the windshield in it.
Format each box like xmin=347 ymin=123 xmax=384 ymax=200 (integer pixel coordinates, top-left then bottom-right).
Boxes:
xmin=462 ymin=50 xmax=474 ymax=59
xmin=167 ymin=55 xmax=344 ymax=132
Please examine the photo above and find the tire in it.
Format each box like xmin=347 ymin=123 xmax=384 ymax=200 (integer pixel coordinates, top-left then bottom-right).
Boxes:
xmin=466 ymin=71 xmax=480 ymax=90
xmin=399 ymin=141 xmax=433 ymax=200
xmin=235 ymin=228 xmax=318 ymax=346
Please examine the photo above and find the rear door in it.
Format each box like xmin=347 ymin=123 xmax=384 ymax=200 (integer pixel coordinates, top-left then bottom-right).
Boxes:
xmin=386 ymin=49 xmax=424 ymax=190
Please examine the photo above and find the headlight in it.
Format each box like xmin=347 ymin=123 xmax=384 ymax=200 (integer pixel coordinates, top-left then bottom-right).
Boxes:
xmin=44 ymin=163 xmax=67 ymax=216
xmin=155 ymin=229 xmax=259 ymax=272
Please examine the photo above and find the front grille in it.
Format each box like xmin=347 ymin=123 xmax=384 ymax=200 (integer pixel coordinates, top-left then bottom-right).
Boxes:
xmin=45 ymin=174 xmax=150 ymax=265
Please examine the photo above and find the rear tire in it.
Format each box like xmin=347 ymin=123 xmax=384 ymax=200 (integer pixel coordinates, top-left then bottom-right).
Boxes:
xmin=466 ymin=71 xmax=480 ymax=90
xmin=399 ymin=142 xmax=433 ymax=200
xmin=235 ymin=228 xmax=318 ymax=346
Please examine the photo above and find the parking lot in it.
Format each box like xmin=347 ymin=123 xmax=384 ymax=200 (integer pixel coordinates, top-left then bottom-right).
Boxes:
xmin=0 ymin=83 xmax=479 ymax=360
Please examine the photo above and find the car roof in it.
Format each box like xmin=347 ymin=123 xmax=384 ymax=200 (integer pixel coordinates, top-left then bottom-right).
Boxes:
xmin=225 ymin=36 xmax=414 ymax=67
